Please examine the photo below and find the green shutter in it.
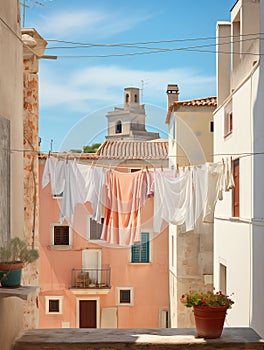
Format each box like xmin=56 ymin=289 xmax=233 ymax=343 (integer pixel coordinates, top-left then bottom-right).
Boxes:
xmin=131 ymin=232 xmax=149 ymax=263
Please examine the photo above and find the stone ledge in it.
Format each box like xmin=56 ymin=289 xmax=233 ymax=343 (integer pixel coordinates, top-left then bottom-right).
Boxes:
xmin=13 ymin=328 xmax=264 ymax=350
xmin=0 ymin=286 xmax=39 ymax=300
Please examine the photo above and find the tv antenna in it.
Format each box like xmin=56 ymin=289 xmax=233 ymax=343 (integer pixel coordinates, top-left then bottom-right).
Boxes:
xmin=20 ymin=0 xmax=50 ymax=27
xmin=140 ymin=79 xmax=149 ymax=103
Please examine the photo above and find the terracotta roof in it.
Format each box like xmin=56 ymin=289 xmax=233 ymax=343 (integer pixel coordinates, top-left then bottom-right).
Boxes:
xmin=38 ymin=152 xmax=98 ymax=160
xmin=166 ymin=96 xmax=217 ymax=123
xmin=96 ymin=140 xmax=168 ymax=160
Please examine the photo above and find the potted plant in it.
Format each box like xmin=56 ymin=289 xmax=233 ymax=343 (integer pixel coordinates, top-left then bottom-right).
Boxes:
xmin=0 ymin=237 xmax=39 ymax=288
xmin=180 ymin=290 xmax=234 ymax=339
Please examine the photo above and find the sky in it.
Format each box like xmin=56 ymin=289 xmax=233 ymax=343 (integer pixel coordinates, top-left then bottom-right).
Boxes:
xmin=23 ymin=0 xmax=236 ymax=152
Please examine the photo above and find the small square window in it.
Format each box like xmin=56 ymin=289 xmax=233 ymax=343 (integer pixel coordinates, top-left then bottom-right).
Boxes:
xmin=49 ymin=299 xmax=60 ymax=312
xmin=45 ymin=296 xmax=63 ymax=314
xmin=116 ymin=287 xmax=134 ymax=306
xmin=120 ymin=290 xmax=130 ymax=303
xmin=51 ymin=224 xmax=72 ymax=247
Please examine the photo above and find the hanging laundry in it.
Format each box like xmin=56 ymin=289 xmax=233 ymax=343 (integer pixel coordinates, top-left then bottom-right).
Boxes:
xmin=193 ymin=164 xmax=208 ymax=224
xmin=153 ymin=168 xmax=194 ymax=233
xmin=76 ymin=164 xmax=106 ymax=223
xmin=101 ymin=170 xmax=148 ymax=247
xmin=224 ymin=157 xmax=235 ymax=191
xmin=41 ymin=156 xmax=66 ymax=196
xmin=203 ymin=163 xmax=224 ymax=223
xmin=59 ymin=160 xmax=85 ymax=223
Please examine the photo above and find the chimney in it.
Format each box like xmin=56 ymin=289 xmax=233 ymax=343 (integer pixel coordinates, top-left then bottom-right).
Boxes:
xmin=166 ymin=84 xmax=179 ymax=107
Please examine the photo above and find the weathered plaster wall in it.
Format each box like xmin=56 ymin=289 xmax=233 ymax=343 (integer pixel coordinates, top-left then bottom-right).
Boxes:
xmin=0 ymin=1 xmax=24 ymax=349
xmin=22 ymin=30 xmax=47 ymax=329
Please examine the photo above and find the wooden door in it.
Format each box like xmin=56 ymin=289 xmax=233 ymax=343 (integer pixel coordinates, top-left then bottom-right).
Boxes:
xmin=79 ymin=300 xmax=97 ymax=328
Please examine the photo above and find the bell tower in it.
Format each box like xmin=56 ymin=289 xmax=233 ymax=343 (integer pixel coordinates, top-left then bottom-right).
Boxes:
xmin=124 ymin=87 xmax=140 ymax=109
xmin=106 ymin=87 xmax=160 ymax=141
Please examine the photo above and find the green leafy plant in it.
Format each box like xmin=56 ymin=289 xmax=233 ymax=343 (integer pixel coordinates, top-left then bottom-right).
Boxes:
xmin=0 ymin=237 xmax=39 ymax=265
xmin=180 ymin=290 xmax=234 ymax=309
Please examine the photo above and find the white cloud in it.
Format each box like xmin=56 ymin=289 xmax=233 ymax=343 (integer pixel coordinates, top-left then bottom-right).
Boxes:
xmin=36 ymin=8 xmax=152 ymax=40
xmin=39 ymin=64 xmax=215 ymax=113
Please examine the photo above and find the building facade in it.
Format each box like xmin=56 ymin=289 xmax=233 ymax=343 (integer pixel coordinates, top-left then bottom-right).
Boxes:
xmin=0 ymin=1 xmax=24 ymax=349
xmin=214 ymin=0 xmax=264 ymax=336
xmin=166 ymin=84 xmax=217 ymax=327
xmin=38 ymin=150 xmax=169 ymax=329
xmin=38 ymin=82 xmax=170 ymax=328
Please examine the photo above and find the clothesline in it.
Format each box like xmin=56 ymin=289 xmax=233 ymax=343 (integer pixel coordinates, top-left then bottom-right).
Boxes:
xmin=42 ymin=156 xmax=234 ymax=247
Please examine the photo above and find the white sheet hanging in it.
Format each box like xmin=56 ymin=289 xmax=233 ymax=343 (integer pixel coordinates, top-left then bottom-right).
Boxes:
xmin=76 ymin=164 xmax=106 ymax=223
xmin=153 ymin=169 xmax=194 ymax=233
xmin=59 ymin=160 xmax=85 ymax=223
xmin=41 ymin=156 xmax=66 ymax=195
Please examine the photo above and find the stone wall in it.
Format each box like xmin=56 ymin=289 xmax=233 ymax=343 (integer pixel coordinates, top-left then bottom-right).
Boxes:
xmin=22 ymin=29 xmax=47 ymax=329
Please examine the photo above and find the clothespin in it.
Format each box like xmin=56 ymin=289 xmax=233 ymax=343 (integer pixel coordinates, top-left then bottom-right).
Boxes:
xmin=66 ymin=155 xmax=69 ymax=164
xmin=161 ymin=165 xmax=163 ymax=172
xmin=222 ymin=158 xmax=225 ymax=165
xmin=146 ymin=165 xmax=149 ymax=172
xmin=91 ymin=160 xmax=94 ymax=167
xmin=188 ymin=163 xmax=191 ymax=171
xmin=176 ymin=163 xmax=179 ymax=173
xmin=183 ymin=165 xmax=185 ymax=172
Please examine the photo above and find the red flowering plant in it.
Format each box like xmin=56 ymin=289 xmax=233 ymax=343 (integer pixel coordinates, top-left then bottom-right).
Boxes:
xmin=180 ymin=290 xmax=234 ymax=309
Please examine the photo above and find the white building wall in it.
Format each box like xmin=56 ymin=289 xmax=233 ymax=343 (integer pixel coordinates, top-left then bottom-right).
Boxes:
xmin=250 ymin=0 xmax=264 ymax=337
xmin=214 ymin=0 xmax=264 ymax=336
xmin=214 ymin=65 xmax=259 ymax=328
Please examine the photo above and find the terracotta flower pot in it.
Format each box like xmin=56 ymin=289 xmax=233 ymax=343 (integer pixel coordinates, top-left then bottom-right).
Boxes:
xmin=193 ymin=305 xmax=228 ymax=339
xmin=0 ymin=262 xmax=23 ymax=288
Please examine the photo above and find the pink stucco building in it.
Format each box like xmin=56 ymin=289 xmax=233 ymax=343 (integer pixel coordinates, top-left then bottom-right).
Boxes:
xmin=38 ymin=88 xmax=169 ymax=328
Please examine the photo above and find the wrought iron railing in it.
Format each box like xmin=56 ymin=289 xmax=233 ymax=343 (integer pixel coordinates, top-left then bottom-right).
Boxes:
xmin=71 ymin=266 xmax=111 ymax=289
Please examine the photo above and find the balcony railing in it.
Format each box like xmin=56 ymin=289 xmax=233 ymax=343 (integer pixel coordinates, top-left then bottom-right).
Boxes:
xmin=71 ymin=266 xmax=111 ymax=289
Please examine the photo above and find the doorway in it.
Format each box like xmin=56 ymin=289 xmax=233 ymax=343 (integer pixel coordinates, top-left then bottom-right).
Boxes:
xmin=76 ymin=297 xmax=100 ymax=328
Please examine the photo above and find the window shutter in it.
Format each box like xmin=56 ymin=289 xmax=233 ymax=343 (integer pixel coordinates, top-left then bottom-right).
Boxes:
xmin=54 ymin=226 xmax=69 ymax=245
xmin=131 ymin=232 xmax=149 ymax=263
xmin=233 ymin=159 xmax=240 ymax=217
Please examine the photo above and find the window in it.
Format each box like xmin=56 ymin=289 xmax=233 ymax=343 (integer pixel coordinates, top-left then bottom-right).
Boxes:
xmin=115 ymin=120 xmax=122 ymax=134
xmin=51 ymin=224 xmax=72 ymax=247
xmin=134 ymin=94 xmax=138 ymax=103
xmin=120 ymin=290 xmax=130 ymax=303
xmin=159 ymin=308 xmax=169 ymax=328
xmin=45 ymin=296 xmax=63 ymax=314
xmin=125 ymin=93 xmax=129 ymax=103
xmin=233 ymin=159 xmax=240 ymax=217
xmin=116 ymin=287 xmax=134 ymax=306
xmin=89 ymin=217 xmax=104 ymax=240
xmin=219 ymin=263 xmax=227 ymax=295
xmin=224 ymin=112 xmax=233 ymax=137
xmin=131 ymin=232 xmax=150 ymax=263
xmin=210 ymin=121 xmax=214 ymax=133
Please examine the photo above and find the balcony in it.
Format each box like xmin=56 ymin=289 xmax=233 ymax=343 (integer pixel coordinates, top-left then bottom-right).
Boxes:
xmin=71 ymin=266 xmax=111 ymax=293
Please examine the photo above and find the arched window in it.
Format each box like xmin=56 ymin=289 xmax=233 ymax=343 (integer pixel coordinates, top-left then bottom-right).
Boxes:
xmin=134 ymin=94 xmax=138 ymax=103
xmin=116 ymin=120 xmax=122 ymax=134
xmin=125 ymin=93 xmax=129 ymax=103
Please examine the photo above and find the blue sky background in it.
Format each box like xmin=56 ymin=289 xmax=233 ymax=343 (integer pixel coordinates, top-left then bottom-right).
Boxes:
xmin=24 ymin=0 xmax=235 ymax=152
